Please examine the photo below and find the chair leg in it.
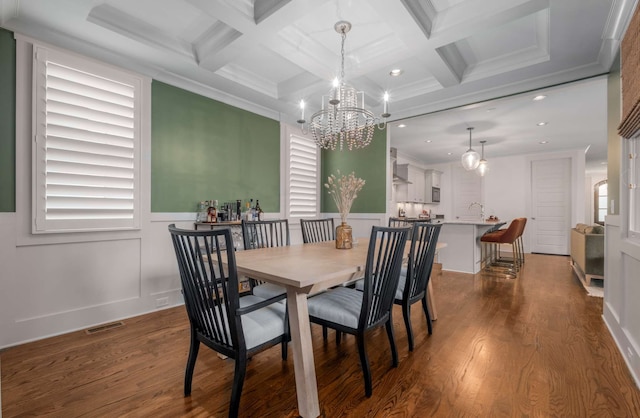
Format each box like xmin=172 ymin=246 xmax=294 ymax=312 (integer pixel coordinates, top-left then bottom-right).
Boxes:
xmin=184 ymin=328 xmax=200 ymax=396
xmin=336 ymin=330 xmax=342 ymax=345
xmin=356 ymin=333 xmax=372 ymax=397
xmin=421 ymin=296 xmax=433 ymax=335
xmin=402 ymin=303 xmax=414 ymax=352
xmin=322 ymin=325 xmax=328 ymax=340
xmin=282 ymin=310 xmax=289 ymax=360
xmin=385 ymin=320 xmax=398 ymax=367
xmin=229 ymin=356 xmax=247 ymax=418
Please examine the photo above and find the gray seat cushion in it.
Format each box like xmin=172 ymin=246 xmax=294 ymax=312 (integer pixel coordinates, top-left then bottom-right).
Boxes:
xmin=354 ymin=267 xmax=407 ymax=300
xmin=252 ymin=282 xmax=286 ymax=300
xmin=215 ymin=294 xmax=286 ymax=350
xmin=307 ymin=287 xmax=363 ymax=329
xmin=241 ymin=299 xmax=286 ymax=349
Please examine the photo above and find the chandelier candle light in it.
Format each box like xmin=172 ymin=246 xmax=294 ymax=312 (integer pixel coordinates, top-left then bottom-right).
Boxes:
xmin=324 ymin=170 xmax=366 ymax=249
xmin=298 ymin=21 xmax=390 ymax=151
xmin=461 ymin=127 xmax=480 ymax=170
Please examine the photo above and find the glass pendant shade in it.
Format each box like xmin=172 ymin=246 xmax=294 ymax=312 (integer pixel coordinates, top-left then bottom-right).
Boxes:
xmin=462 ymin=150 xmax=480 ymax=170
xmin=477 ymin=159 xmax=488 ymax=176
xmin=476 ymin=140 xmax=488 ymax=176
xmin=461 ymin=127 xmax=480 ymax=170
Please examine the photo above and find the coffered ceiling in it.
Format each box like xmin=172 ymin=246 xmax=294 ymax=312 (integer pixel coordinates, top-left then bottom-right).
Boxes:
xmin=1 ymin=0 xmax=637 ymax=171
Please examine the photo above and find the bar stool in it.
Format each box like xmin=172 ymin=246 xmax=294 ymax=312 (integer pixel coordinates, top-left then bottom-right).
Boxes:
xmin=481 ymin=218 xmax=527 ymax=277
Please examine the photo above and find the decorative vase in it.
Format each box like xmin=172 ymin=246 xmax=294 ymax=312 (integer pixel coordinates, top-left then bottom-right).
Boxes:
xmin=335 ymin=221 xmax=353 ymax=249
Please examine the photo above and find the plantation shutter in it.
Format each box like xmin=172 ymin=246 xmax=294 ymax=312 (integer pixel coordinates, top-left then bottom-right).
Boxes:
xmin=33 ymin=45 xmax=141 ymax=233
xmin=288 ymin=134 xmax=318 ymax=218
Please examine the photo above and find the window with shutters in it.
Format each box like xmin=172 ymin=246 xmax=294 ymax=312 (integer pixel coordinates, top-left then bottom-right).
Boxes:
xmin=32 ymin=45 xmax=142 ymax=233
xmin=286 ymin=134 xmax=319 ymax=220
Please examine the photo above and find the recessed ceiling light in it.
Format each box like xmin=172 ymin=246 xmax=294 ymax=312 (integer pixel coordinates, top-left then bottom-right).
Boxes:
xmin=397 ymin=124 xmax=406 ymax=128
xmin=537 ymin=122 xmax=547 ymax=126
xmin=601 ymin=161 xmax=607 ymax=165
xmin=533 ymin=95 xmax=547 ymax=101
xmin=425 ymin=139 xmax=432 ymax=143
xmin=447 ymin=152 xmax=453 ymax=155
xmin=539 ymin=140 xmax=549 ymax=144
xmin=389 ymin=69 xmax=403 ymax=76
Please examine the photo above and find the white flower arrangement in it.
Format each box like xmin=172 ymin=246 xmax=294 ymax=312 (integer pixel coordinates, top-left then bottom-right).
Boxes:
xmin=324 ymin=170 xmax=366 ymax=224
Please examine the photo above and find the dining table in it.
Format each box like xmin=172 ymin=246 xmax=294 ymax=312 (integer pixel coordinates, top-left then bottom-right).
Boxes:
xmin=232 ymin=238 xmax=446 ymax=418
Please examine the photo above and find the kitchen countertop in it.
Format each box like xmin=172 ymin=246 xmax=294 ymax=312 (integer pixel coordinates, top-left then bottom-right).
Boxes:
xmin=434 ymin=220 xmax=504 ymax=226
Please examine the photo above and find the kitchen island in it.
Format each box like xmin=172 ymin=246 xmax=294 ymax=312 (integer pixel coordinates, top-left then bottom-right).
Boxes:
xmin=434 ymin=221 xmax=505 ymax=274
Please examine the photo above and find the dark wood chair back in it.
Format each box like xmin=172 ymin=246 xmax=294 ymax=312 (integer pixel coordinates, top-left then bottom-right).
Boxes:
xmin=388 ymin=217 xmax=410 ymax=227
xmin=169 ymin=225 xmax=242 ymax=355
xmin=360 ymin=226 xmax=410 ymax=329
xmin=300 ymin=218 xmax=335 ymax=243
xmin=241 ymin=219 xmax=290 ymax=250
xmin=404 ymin=223 xmax=442 ymax=305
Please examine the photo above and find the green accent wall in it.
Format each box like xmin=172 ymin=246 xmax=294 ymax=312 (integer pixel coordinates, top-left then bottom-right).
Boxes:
xmin=321 ymin=128 xmax=387 ymax=214
xmin=0 ymin=28 xmax=16 ymax=212
xmin=151 ymin=81 xmax=280 ymax=212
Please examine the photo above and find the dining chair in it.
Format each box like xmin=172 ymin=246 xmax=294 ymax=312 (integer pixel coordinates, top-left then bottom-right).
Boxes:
xmin=394 ymin=223 xmax=442 ymax=351
xmin=241 ymin=219 xmax=290 ymax=299
xmin=307 ymin=225 xmax=409 ymax=397
xmin=300 ymin=218 xmax=335 ymax=243
xmin=299 ymin=218 xmax=335 ymax=341
xmin=168 ymin=224 xmax=289 ymax=418
xmin=388 ymin=217 xmax=410 ymax=227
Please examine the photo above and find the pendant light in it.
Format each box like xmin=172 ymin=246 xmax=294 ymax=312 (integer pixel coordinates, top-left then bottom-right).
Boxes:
xmin=477 ymin=140 xmax=488 ymax=176
xmin=461 ymin=127 xmax=480 ymax=170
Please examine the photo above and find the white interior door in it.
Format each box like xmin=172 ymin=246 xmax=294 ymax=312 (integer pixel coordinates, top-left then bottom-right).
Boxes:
xmin=452 ymin=165 xmax=482 ymax=221
xmin=531 ymin=158 xmax=571 ymax=255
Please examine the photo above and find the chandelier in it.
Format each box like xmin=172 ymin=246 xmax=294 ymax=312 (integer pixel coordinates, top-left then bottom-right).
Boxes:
xmin=461 ymin=127 xmax=480 ymax=170
xmin=297 ymin=21 xmax=390 ymax=151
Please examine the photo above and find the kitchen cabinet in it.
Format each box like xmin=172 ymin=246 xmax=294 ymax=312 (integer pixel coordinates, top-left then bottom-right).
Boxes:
xmin=396 ymin=164 xmax=426 ymax=202
xmin=408 ymin=166 xmax=425 ymax=202
xmin=426 ymin=169 xmax=441 ymax=188
xmin=424 ymin=169 xmax=442 ymax=203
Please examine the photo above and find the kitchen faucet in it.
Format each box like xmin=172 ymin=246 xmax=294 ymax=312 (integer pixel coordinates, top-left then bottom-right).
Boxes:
xmin=469 ymin=202 xmax=485 ymax=220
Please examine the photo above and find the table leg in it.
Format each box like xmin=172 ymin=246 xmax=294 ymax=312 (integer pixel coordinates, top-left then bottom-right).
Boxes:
xmin=427 ymin=280 xmax=438 ymax=321
xmin=286 ymin=288 xmax=320 ymax=418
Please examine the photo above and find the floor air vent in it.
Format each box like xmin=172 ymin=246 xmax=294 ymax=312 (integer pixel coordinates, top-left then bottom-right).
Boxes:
xmin=85 ymin=321 xmax=125 ymax=335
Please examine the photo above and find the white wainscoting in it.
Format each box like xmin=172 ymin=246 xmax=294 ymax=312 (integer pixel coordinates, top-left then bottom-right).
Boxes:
xmin=0 ymin=212 xmax=385 ymax=349
xmin=602 ymin=215 xmax=640 ymax=388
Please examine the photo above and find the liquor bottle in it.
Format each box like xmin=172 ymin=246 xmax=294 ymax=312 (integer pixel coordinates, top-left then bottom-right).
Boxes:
xmin=244 ymin=199 xmax=253 ymax=221
xmin=255 ymin=199 xmax=263 ymax=221
xmin=250 ymin=199 xmax=256 ymax=220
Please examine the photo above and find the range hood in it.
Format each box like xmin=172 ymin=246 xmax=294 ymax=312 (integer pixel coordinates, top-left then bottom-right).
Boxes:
xmin=392 ymin=161 xmax=411 ymax=184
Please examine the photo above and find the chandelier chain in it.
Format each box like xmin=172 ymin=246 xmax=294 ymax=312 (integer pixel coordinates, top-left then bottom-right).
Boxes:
xmin=340 ymin=28 xmax=346 ymax=84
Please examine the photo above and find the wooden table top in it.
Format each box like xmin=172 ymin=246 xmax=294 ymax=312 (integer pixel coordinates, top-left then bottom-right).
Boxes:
xmin=233 ymin=239 xmax=446 ymax=293
xmin=233 ymin=240 xmax=369 ymax=292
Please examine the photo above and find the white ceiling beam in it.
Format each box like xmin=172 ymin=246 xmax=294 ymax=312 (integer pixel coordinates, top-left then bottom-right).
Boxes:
xmin=429 ymin=0 xmax=550 ymax=46
xmin=188 ymin=0 xmax=332 ymax=72
xmin=87 ymin=4 xmax=196 ymax=61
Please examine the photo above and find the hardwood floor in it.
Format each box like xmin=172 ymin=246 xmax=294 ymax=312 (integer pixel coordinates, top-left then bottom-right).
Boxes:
xmin=2 ymin=254 xmax=639 ymax=417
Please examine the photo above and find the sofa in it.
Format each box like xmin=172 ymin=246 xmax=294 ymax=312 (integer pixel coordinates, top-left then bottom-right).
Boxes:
xmin=570 ymin=223 xmax=604 ymax=287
